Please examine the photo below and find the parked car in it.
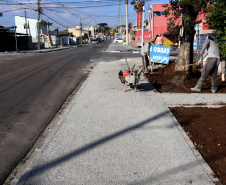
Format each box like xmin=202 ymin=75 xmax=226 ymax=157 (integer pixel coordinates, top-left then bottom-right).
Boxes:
xmin=92 ymin=39 xmax=99 ymax=44
xmin=114 ymin=38 xmax=123 ymax=43
xmin=97 ymin=38 xmax=102 ymax=43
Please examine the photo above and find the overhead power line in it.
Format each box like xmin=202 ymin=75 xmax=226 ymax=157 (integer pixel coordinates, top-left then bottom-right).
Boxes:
xmin=42 ymin=12 xmax=68 ymax=28
xmin=1 ymin=0 xmax=141 ymax=29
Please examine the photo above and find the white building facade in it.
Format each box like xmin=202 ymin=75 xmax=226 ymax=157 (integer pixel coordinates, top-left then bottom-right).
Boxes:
xmin=14 ymin=15 xmax=52 ymax=38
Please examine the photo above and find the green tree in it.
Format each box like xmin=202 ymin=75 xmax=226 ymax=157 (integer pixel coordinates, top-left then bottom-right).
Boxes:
xmin=131 ymin=0 xmax=145 ymax=12
xmin=206 ymin=0 xmax=226 ymax=59
xmin=163 ymin=0 xmax=209 ymax=73
xmin=96 ymin=23 xmax=108 ymax=34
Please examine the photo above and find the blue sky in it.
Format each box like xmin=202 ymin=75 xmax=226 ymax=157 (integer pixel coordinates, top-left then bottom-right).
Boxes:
xmin=0 ymin=0 xmax=169 ymax=30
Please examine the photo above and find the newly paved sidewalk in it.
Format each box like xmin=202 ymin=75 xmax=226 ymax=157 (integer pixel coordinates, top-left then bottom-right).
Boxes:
xmin=105 ymin=42 xmax=178 ymax=61
xmin=13 ymin=55 xmax=222 ymax=184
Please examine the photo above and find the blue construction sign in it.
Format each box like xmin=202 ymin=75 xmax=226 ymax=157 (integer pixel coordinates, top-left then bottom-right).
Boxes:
xmin=149 ymin=45 xmax=171 ymax=64
xmin=193 ymin=41 xmax=197 ymax=51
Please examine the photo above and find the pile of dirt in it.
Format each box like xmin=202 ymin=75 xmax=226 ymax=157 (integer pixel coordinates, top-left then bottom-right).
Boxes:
xmin=145 ymin=62 xmax=226 ymax=184
xmin=145 ymin=61 xmax=226 ymax=93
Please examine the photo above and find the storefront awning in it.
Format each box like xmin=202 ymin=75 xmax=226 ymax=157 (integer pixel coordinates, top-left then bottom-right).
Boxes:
xmin=163 ymin=31 xmax=179 ymax=36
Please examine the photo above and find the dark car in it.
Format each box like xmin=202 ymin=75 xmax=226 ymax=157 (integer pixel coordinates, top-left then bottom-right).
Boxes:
xmin=97 ymin=38 xmax=102 ymax=43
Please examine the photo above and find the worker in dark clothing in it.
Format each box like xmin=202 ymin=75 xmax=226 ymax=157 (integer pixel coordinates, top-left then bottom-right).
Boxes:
xmin=141 ymin=39 xmax=155 ymax=73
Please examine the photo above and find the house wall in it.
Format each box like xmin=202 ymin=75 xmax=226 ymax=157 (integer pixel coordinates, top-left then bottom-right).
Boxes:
xmin=148 ymin=4 xmax=181 ymax=39
xmin=68 ymin=26 xmax=94 ymax=38
xmin=15 ymin=15 xmax=49 ymax=39
xmin=136 ymin=31 xmax=151 ymax=41
xmin=0 ymin=32 xmax=17 ymax=51
xmin=151 ymin=4 xmax=171 ymax=39
xmin=147 ymin=4 xmax=181 ymax=45
xmin=68 ymin=27 xmax=81 ymax=37
xmin=0 ymin=31 xmax=32 ymax=51
xmin=50 ymin=35 xmax=60 ymax=46
xmin=15 ymin=15 xmax=38 ymax=38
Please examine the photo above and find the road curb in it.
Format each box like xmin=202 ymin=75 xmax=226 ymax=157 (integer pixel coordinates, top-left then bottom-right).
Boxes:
xmin=169 ymin=110 xmax=221 ymax=184
xmin=7 ymin=69 xmax=94 ymax=185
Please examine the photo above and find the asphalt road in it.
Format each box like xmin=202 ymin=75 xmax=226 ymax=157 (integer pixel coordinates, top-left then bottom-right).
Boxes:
xmin=0 ymin=40 xmax=141 ymax=184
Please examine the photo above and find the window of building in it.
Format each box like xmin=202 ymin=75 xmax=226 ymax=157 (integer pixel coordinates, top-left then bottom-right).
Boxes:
xmin=154 ymin=11 xmax=164 ymax=16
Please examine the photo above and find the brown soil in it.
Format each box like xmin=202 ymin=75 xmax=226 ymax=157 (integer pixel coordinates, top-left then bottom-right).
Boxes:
xmin=145 ymin=61 xmax=226 ymax=93
xmin=170 ymin=107 xmax=226 ymax=185
xmin=145 ymin=62 xmax=226 ymax=184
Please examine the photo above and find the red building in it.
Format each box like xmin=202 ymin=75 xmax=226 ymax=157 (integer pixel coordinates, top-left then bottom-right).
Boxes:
xmin=132 ymin=4 xmax=181 ymax=47
xmin=131 ymin=3 xmax=212 ymax=48
xmin=148 ymin=4 xmax=181 ymax=46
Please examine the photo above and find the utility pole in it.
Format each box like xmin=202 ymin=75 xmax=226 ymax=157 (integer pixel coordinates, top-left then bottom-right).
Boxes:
xmin=93 ymin=20 xmax=95 ymax=38
xmin=120 ymin=6 xmax=122 ymax=34
xmin=37 ymin=0 xmax=41 ymax=50
xmin=80 ymin=17 xmax=82 ymax=45
xmin=88 ymin=17 xmax=89 ymax=42
xmin=126 ymin=0 xmax=129 ymax=45
xmin=24 ymin=11 xmax=28 ymax=35
xmin=14 ymin=26 xmax=18 ymax=52
xmin=47 ymin=19 xmax=49 ymax=35
xmin=28 ymin=21 xmax=31 ymax=35
xmin=151 ymin=4 xmax=154 ymax=40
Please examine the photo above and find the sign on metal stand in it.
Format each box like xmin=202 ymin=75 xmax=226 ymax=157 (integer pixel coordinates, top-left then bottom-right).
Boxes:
xmin=149 ymin=45 xmax=171 ymax=64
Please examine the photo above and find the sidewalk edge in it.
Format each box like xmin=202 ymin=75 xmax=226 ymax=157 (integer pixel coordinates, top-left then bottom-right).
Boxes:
xmin=6 ymin=68 xmax=95 ymax=185
xmin=169 ymin=110 xmax=222 ymax=184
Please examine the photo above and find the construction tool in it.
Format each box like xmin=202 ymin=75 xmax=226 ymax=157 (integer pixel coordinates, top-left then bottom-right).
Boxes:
xmin=118 ymin=59 xmax=143 ymax=92
xmin=200 ymin=55 xmax=204 ymax=69
xmin=181 ymin=62 xmax=198 ymax=70
xmin=147 ymin=56 xmax=158 ymax=74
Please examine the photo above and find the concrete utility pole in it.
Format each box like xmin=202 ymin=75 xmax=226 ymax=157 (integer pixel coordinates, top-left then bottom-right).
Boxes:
xmin=141 ymin=6 xmax=144 ymax=49
xmin=151 ymin=4 xmax=154 ymax=40
xmin=14 ymin=26 xmax=18 ymax=52
xmin=47 ymin=19 xmax=49 ymax=35
xmin=37 ymin=0 xmax=41 ymax=50
xmin=120 ymin=6 xmax=122 ymax=34
xmin=93 ymin=20 xmax=95 ymax=38
xmin=80 ymin=17 xmax=82 ymax=45
xmin=28 ymin=21 xmax=31 ymax=35
xmin=24 ymin=11 xmax=28 ymax=35
xmin=88 ymin=17 xmax=89 ymax=41
xmin=126 ymin=0 xmax=129 ymax=45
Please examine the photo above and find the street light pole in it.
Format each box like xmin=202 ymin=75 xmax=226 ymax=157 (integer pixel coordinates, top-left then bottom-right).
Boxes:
xmin=14 ymin=26 xmax=18 ymax=52
xmin=126 ymin=0 xmax=129 ymax=45
xmin=37 ymin=0 xmax=41 ymax=50
xmin=80 ymin=17 xmax=82 ymax=45
xmin=25 ymin=11 xmax=28 ymax=35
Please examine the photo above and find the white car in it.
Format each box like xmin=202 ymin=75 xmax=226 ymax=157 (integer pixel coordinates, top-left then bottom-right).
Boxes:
xmin=114 ymin=38 xmax=123 ymax=43
xmin=92 ymin=39 xmax=99 ymax=44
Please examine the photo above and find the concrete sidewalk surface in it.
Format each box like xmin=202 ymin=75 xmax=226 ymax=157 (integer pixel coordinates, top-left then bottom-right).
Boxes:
xmin=10 ymin=57 xmax=222 ymax=185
